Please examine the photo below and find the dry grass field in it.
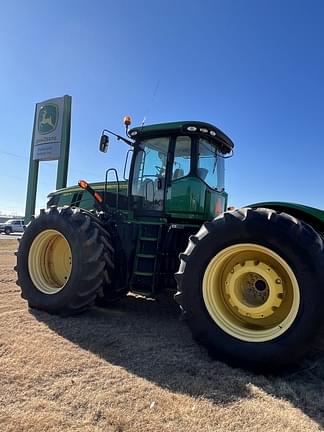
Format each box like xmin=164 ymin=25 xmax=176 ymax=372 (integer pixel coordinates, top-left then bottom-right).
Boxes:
xmin=1 ymin=239 xmax=324 ymax=431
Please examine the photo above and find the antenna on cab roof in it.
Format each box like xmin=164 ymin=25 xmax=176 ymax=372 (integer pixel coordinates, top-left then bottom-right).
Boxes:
xmin=141 ymin=80 xmax=160 ymax=131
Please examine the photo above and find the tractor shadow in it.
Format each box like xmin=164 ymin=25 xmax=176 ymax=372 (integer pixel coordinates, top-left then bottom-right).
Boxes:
xmin=33 ymin=294 xmax=324 ymax=427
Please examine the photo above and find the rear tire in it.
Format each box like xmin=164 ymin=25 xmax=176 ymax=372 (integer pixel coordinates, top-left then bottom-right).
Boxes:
xmin=175 ymin=208 xmax=324 ymax=372
xmin=15 ymin=206 xmax=105 ymax=315
xmin=96 ymin=227 xmax=128 ymax=306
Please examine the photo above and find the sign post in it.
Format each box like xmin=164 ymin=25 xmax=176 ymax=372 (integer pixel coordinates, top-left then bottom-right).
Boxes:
xmin=56 ymin=96 xmax=72 ymax=190
xmin=25 ymin=95 xmax=72 ymax=224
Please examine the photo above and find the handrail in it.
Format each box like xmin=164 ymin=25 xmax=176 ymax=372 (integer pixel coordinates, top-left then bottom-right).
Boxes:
xmin=105 ymin=168 xmax=120 ymax=210
xmin=123 ymin=149 xmax=133 ymax=180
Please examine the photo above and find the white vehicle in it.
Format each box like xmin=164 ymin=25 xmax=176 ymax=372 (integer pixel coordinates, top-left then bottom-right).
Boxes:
xmin=0 ymin=219 xmax=25 ymax=235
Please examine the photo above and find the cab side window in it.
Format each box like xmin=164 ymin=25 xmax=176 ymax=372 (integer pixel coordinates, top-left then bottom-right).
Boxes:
xmin=198 ymin=138 xmax=220 ymax=189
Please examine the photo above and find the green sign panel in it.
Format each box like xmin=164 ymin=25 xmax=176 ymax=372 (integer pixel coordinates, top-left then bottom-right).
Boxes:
xmin=38 ymin=104 xmax=58 ymax=135
xmin=33 ymin=97 xmax=66 ymax=161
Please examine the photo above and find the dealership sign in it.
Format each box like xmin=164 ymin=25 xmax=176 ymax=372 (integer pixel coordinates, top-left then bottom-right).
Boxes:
xmin=33 ymin=97 xmax=66 ymax=161
xmin=25 ymin=95 xmax=71 ymax=223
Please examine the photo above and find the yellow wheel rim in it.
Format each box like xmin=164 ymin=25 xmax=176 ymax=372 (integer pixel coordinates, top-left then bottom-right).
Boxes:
xmin=203 ymin=243 xmax=300 ymax=342
xmin=28 ymin=229 xmax=72 ymax=294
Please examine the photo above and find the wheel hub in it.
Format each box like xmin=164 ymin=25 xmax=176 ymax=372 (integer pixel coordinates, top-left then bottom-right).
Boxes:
xmin=224 ymin=260 xmax=283 ymax=319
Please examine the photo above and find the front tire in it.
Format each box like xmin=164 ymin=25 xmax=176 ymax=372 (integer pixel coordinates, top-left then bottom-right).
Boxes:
xmin=15 ymin=207 xmax=106 ymax=315
xmin=5 ymin=227 xmax=11 ymax=235
xmin=175 ymin=208 xmax=324 ymax=372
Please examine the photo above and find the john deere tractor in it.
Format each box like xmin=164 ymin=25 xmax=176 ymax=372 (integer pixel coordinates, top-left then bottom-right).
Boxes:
xmin=15 ymin=117 xmax=324 ymax=372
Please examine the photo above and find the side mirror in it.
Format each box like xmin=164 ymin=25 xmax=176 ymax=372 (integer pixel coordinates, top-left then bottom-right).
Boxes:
xmin=99 ymin=134 xmax=109 ymax=153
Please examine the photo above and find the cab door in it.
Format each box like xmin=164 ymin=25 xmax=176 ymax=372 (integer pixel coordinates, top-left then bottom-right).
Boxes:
xmin=166 ymin=135 xmax=206 ymax=217
xmin=131 ymin=136 xmax=170 ymax=212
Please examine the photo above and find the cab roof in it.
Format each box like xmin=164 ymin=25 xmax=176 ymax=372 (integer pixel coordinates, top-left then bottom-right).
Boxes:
xmin=128 ymin=121 xmax=234 ymax=154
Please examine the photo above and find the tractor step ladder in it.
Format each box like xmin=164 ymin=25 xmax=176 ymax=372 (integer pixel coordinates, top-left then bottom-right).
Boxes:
xmin=130 ymin=223 xmax=163 ymax=295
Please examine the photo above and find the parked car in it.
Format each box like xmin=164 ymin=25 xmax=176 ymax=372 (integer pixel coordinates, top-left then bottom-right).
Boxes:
xmin=0 ymin=219 xmax=25 ymax=235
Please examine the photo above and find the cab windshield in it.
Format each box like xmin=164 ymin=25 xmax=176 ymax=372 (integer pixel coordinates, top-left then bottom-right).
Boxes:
xmin=131 ymin=135 xmax=225 ymax=210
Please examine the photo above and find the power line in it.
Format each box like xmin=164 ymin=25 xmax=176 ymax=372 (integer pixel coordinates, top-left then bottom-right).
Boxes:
xmin=0 ymin=149 xmax=29 ymax=159
xmin=0 ymin=149 xmax=100 ymax=178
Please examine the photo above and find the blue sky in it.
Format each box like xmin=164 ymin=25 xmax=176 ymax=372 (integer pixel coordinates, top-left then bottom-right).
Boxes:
xmin=0 ymin=0 xmax=323 ymax=216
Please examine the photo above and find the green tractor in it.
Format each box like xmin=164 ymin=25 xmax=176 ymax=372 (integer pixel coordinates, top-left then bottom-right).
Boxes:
xmin=15 ymin=118 xmax=324 ymax=372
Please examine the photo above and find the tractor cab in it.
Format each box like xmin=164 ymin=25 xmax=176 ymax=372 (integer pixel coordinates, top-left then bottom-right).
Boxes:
xmin=114 ymin=120 xmax=234 ymax=221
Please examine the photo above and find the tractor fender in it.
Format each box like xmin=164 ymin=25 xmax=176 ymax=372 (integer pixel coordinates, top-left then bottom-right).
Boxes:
xmin=247 ymin=201 xmax=324 ymax=235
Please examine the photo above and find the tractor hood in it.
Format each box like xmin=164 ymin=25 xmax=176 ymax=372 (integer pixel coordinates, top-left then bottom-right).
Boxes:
xmin=47 ymin=181 xmax=128 ymax=210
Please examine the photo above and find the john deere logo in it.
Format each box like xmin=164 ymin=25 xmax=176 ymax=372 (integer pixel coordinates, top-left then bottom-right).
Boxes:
xmin=38 ymin=104 xmax=58 ymax=134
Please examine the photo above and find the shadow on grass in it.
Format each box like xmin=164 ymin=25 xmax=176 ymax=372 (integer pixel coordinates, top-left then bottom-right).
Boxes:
xmin=33 ymin=294 xmax=324 ymax=427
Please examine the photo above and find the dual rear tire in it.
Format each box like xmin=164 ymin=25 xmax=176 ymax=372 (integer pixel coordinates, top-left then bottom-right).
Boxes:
xmin=15 ymin=207 xmax=121 ymax=315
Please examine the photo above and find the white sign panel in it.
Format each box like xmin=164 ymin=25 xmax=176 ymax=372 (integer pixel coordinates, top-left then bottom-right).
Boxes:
xmin=33 ymin=97 xmax=65 ymax=161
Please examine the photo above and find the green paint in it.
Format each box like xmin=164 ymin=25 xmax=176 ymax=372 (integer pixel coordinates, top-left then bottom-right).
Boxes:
xmin=25 ymin=107 xmax=39 ymax=224
xmin=37 ymin=103 xmax=58 ymax=134
xmin=129 ymin=121 xmax=234 ymax=153
xmin=56 ymin=95 xmax=72 ymax=190
xmin=166 ymin=176 xmax=227 ymax=220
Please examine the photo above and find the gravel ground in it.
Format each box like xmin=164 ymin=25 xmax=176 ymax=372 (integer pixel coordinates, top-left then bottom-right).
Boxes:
xmin=1 ymin=239 xmax=324 ymax=432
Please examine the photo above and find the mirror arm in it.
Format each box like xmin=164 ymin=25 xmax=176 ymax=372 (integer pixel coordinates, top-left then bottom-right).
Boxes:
xmin=102 ymin=129 xmax=134 ymax=146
